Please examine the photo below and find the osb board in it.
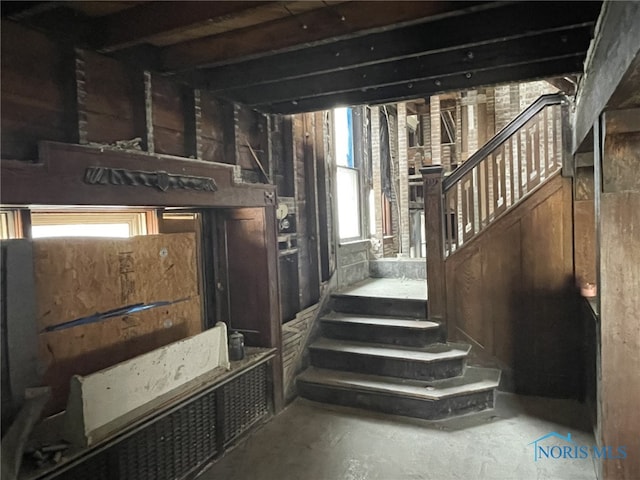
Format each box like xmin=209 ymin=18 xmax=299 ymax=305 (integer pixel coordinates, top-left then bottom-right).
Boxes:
xmin=40 ymin=296 xmax=202 ymax=414
xmin=34 ymin=233 xmax=198 ymax=330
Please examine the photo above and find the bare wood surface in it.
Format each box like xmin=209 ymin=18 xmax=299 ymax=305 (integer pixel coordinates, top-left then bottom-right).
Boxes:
xmin=445 ymin=175 xmax=579 ymax=397
xmin=33 ymin=233 xmax=202 ymax=413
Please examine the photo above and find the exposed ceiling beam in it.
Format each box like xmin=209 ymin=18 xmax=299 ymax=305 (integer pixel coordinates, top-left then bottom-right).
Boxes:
xmin=218 ymin=26 xmax=592 ymax=107
xmin=193 ymin=1 xmax=600 ymax=91
xmin=96 ymin=1 xmax=282 ymax=51
xmin=261 ymin=54 xmax=587 ymax=114
xmin=161 ymin=1 xmax=490 ymax=71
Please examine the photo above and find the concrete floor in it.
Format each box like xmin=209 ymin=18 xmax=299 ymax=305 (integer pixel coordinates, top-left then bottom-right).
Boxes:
xmin=339 ymin=278 xmax=428 ymax=301
xmin=198 ymin=393 xmax=596 ymax=480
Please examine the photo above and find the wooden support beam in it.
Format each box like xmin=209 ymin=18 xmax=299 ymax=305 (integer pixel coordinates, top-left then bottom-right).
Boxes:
xmin=262 ymin=55 xmax=586 ymax=115
xmin=97 ymin=2 xmax=279 ymax=51
xmin=1 ymin=141 xmax=275 ymax=208
xmin=192 ymin=2 xmax=599 ymax=89
xmin=573 ymin=0 xmax=640 ymax=153
xmin=162 ymin=1 xmax=486 ymax=72
xmin=221 ymin=27 xmax=592 ymax=107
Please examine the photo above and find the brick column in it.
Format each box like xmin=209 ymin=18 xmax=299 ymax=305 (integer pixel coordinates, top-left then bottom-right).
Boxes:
xmin=429 ymin=95 xmax=441 ymax=165
xmin=397 ymin=102 xmax=410 ymax=255
xmin=370 ymin=107 xmax=383 ymax=256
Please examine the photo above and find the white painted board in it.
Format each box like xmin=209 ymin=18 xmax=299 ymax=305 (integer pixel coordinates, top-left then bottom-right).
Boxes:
xmin=64 ymin=322 xmax=229 ymax=446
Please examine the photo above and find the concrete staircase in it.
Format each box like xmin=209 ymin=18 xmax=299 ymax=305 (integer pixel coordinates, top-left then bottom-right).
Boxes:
xmin=297 ymin=279 xmax=500 ymax=420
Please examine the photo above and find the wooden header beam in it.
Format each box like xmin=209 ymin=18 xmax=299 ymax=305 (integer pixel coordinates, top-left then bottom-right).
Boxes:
xmin=224 ymin=26 xmax=592 ymax=107
xmin=194 ymin=2 xmax=600 ymax=91
xmin=1 ymin=142 xmax=275 ymax=208
xmin=162 ymin=1 xmax=487 ymax=71
xmin=262 ymin=55 xmax=585 ymax=114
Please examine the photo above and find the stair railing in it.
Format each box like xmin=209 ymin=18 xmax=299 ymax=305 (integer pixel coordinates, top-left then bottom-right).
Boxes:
xmin=420 ymin=93 xmax=568 ymax=321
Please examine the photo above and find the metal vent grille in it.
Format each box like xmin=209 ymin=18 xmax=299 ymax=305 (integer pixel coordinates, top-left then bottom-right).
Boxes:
xmin=113 ymin=392 xmax=217 ymax=480
xmin=50 ymin=362 xmax=270 ymax=480
xmin=223 ymin=363 xmax=268 ymax=445
xmin=55 ymin=388 xmax=217 ymax=480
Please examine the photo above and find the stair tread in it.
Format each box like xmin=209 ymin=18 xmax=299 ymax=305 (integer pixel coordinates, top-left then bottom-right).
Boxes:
xmin=322 ymin=313 xmax=439 ymax=330
xmin=333 ymin=278 xmax=427 ymax=301
xmin=309 ymin=338 xmax=469 ymax=361
xmin=298 ymin=366 xmax=501 ymax=400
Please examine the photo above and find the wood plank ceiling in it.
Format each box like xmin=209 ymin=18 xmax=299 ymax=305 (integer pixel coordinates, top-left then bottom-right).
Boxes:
xmin=3 ymin=1 xmax=602 ymax=114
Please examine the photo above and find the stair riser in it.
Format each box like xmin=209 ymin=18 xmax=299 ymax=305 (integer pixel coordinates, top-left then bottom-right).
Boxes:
xmin=330 ymin=296 xmax=427 ymax=318
xmin=321 ymin=322 xmax=444 ymax=347
xmin=309 ymin=349 xmax=464 ymax=381
xmin=297 ymin=382 xmax=495 ymax=420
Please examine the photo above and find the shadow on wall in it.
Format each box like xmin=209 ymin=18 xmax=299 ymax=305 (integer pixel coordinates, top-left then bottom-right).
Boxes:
xmin=509 ymin=275 xmax=583 ymax=400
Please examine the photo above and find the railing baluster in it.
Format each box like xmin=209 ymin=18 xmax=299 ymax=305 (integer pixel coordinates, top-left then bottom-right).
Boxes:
xmin=472 ymin=167 xmax=480 ymax=236
xmin=457 ymin=181 xmax=464 ymax=249
xmin=540 ymin=107 xmax=548 ymax=180
xmin=441 ymin=94 xmax=565 ymax=258
xmin=506 ymin=138 xmax=513 ymax=208
xmin=513 ymin=130 xmax=521 ymax=202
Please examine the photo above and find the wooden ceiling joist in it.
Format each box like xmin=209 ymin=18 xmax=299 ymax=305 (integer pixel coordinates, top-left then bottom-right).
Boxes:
xmin=194 ymin=1 xmax=600 ymax=93
xmin=97 ymin=1 xmax=288 ymax=52
xmin=222 ymin=26 xmax=593 ymax=107
xmin=161 ymin=1 xmax=488 ymax=71
xmin=263 ymin=55 xmax=586 ymax=114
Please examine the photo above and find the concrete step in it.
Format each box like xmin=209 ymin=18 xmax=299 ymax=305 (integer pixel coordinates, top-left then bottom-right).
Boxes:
xmin=329 ymin=294 xmax=427 ymax=318
xmin=321 ymin=313 xmax=443 ymax=347
xmin=297 ymin=366 xmax=501 ymax=420
xmin=309 ymin=338 xmax=469 ymax=381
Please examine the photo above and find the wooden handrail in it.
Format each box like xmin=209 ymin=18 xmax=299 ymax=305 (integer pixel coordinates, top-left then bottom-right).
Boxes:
xmin=443 ymin=93 xmax=567 ymax=191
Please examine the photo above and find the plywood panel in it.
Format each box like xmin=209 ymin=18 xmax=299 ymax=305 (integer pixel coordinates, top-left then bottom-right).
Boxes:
xmin=32 ymin=233 xmax=202 ymax=413
xmin=40 ymin=296 xmax=202 ymax=414
xmin=34 ymin=233 xmax=199 ymax=330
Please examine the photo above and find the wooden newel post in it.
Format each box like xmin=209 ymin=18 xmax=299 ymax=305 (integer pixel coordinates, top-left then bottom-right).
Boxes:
xmin=420 ymin=166 xmax=446 ymax=324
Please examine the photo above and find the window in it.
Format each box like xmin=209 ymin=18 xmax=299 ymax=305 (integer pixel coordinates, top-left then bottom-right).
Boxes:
xmin=30 ymin=211 xmax=150 ymax=238
xmin=334 ymin=107 xmax=361 ymax=241
xmin=0 ymin=211 xmax=19 ymax=239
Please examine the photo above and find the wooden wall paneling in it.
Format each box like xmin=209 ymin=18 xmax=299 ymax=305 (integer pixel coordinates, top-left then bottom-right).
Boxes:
xmin=603 ymin=132 xmax=640 ymax=193
xmin=223 ymin=207 xmax=283 ymax=412
xmin=445 ymin=174 xmax=579 ymax=397
xmin=315 ymin=111 xmax=331 ymax=282
xmin=1 ymin=141 xmax=275 ymax=208
xmin=150 ymin=74 xmax=187 ymax=156
xmin=574 ymin=167 xmax=596 ymax=285
xmin=484 ymin=221 xmax=522 ymax=366
xmin=519 ymin=177 xmax=577 ymax=396
xmin=599 ymin=128 xmax=640 ymax=480
xmin=600 ymin=192 xmax=640 ymax=480
xmin=304 ymin=113 xmax=321 ymax=305
xmin=452 ymin=247 xmax=485 ymax=347
xmin=235 ymin=104 xmax=268 ymax=175
xmin=199 ymin=91 xmax=227 ymax=163
xmin=80 ymin=49 xmax=145 ymax=146
xmin=293 ymin=114 xmax=313 ymax=308
xmin=1 ymin=21 xmax=70 ymax=160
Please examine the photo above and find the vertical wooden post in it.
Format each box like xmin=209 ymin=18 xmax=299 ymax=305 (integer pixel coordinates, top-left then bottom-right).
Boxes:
xmin=421 ymin=166 xmax=447 ymax=326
